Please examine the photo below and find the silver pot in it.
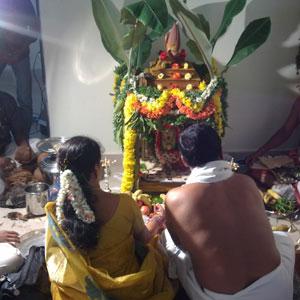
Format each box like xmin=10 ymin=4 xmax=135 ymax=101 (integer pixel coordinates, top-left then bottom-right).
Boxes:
xmin=25 ymin=182 xmax=49 ymax=216
xmin=39 ymin=154 xmax=59 ymax=183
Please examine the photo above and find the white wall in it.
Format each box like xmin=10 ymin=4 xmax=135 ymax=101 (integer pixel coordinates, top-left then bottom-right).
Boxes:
xmin=40 ymin=0 xmax=300 ymax=154
xmin=39 ymin=0 xmax=119 ymax=153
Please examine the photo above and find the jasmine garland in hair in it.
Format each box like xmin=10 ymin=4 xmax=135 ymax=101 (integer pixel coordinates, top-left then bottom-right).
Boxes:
xmin=56 ymin=169 xmax=95 ymax=224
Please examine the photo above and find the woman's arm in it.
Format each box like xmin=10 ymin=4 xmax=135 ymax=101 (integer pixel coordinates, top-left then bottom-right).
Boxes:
xmin=134 ymin=205 xmax=165 ymax=244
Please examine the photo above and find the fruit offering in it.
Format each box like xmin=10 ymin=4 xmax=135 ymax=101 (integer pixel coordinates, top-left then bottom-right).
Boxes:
xmin=131 ymin=189 xmax=166 ymax=217
xmin=172 ymin=72 xmax=181 ymax=79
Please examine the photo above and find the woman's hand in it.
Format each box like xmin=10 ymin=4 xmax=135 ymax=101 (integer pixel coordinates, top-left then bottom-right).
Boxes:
xmin=0 ymin=230 xmax=20 ymax=243
xmin=154 ymin=203 xmax=165 ymax=218
xmin=146 ymin=204 xmax=166 ymax=236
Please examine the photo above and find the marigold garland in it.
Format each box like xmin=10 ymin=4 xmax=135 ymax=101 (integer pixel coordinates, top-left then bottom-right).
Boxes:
xmin=133 ymin=90 xmax=174 ymax=119
xmin=213 ymin=89 xmax=224 ymax=136
xmin=176 ymin=97 xmax=215 ymax=120
xmin=118 ymin=77 xmax=227 ymax=191
xmin=130 ymin=88 xmax=220 ymax=120
xmin=120 ymin=94 xmax=137 ymax=192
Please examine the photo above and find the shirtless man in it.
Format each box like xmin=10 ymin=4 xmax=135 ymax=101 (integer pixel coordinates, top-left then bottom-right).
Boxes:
xmin=164 ymin=123 xmax=294 ymax=300
xmin=246 ymin=97 xmax=300 ymax=165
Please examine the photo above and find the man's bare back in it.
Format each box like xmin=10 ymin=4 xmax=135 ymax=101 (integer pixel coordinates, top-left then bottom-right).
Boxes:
xmin=166 ymin=173 xmax=280 ymax=294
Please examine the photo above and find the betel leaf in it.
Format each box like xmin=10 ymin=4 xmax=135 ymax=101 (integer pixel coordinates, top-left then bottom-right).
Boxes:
xmin=121 ymin=0 xmax=169 ymax=36
xmin=226 ymin=17 xmax=271 ymax=67
xmin=169 ymin=0 xmax=213 ymax=77
xmin=123 ymin=22 xmax=147 ymax=50
xmin=91 ymin=0 xmax=128 ymax=64
xmin=211 ymin=0 xmax=246 ymax=48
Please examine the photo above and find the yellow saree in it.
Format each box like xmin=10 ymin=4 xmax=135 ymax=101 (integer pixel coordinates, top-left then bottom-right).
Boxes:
xmin=45 ymin=196 xmax=175 ymax=300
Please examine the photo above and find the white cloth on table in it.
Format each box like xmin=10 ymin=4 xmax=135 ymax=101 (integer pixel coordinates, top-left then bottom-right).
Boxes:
xmin=161 ymin=229 xmax=295 ymax=300
xmin=0 ymin=243 xmax=24 ymax=276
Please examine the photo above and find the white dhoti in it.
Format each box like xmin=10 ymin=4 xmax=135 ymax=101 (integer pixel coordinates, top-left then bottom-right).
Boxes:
xmin=161 ymin=230 xmax=295 ymax=300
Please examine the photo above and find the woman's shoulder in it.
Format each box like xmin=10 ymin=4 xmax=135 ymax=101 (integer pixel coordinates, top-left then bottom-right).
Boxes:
xmin=118 ymin=193 xmax=136 ymax=207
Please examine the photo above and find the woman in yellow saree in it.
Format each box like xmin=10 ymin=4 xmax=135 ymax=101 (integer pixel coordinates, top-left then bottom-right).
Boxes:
xmin=45 ymin=136 xmax=175 ymax=300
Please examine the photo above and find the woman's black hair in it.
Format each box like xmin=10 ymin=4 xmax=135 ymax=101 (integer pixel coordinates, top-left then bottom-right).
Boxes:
xmin=179 ymin=123 xmax=222 ymax=167
xmin=57 ymin=136 xmax=101 ymax=250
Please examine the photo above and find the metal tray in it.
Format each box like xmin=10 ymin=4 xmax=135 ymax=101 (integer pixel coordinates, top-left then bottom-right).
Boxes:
xmin=18 ymin=229 xmax=45 ymax=257
xmin=36 ymin=137 xmax=68 ymax=154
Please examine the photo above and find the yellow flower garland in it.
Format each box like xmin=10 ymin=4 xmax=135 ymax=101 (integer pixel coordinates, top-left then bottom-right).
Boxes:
xmin=170 ymin=88 xmax=205 ymax=113
xmin=213 ymin=89 xmax=224 ymax=136
xmin=139 ymin=90 xmax=170 ymax=112
xmin=120 ymin=83 xmax=226 ymax=191
xmin=121 ymin=94 xmax=138 ymax=192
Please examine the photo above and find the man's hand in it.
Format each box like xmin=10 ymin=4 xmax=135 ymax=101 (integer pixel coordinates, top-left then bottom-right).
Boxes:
xmin=15 ymin=144 xmax=34 ymax=164
xmin=0 ymin=230 xmax=20 ymax=243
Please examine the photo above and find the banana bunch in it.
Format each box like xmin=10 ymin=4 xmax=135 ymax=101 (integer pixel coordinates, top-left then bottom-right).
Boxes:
xmin=132 ymin=189 xmax=152 ymax=207
xmin=263 ymin=189 xmax=281 ymax=204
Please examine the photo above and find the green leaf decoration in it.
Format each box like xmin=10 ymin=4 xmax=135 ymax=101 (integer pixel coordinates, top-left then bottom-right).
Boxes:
xmin=91 ymin=0 xmax=128 ymax=65
xmin=123 ymin=22 xmax=147 ymax=50
xmin=211 ymin=0 xmax=246 ymax=47
xmin=132 ymin=36 xmax=152 ymax=69
xmin=186 ymin=39 xmax=203 ymax=63
xmin=169 ymin=0 xmax=213 ymax=77
xmin=226 ymin=17 xmax=271 ymax=67
xmin=197 ymin=14 xmax=210 ymax=39
xmin=121 ymin=0 xmax=169 ymax=36
xmin=148 ymin=15 xmax=175 ymax=41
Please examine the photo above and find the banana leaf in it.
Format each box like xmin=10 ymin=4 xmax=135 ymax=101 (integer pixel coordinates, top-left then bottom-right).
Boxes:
xmin=123 ymin=22 xmax=147 ymax=50
xmin=197 ymin=14 xmax=210 ymax=40
xmin=226 ymin=17 xmax=271 ymax=67
xmin=169 ymin=0 xmax=213 ymax=77
xmin=121 ymin=0 xmax=170 ymax=36
xmin=186 ymin=39 xmax=203 ymax=63
xmin=91 ymin=0 xmax=128 ymax=65
xmin=131 ymin=36 xmax=152 ymax=69
xmin=148 ymin=15 xmax=175 ymax=41
xmin=211 ymin=0 xmax=246 ymax=48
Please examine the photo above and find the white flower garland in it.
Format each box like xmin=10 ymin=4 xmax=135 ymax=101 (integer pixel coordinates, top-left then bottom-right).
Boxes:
xmin=56 ymin=170 xmax=96 ymax=225
xmin=199 ymin=76 xmax=219 ymax=101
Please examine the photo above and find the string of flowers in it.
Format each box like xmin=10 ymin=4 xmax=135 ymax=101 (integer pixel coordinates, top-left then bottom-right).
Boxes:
xmin=127 ymin=78 xmax=222 ymax=121
xmin=120 ymin=93 xmax=138 ymax=192
xmin=117 ymin=76 xmax=227 ymax=191
xmin=213 ymin=89 xmax=224 ymax=136
xmin=133 ymin=90 xmax=174 ymax=119
xmin=56 ymin=170 xmax=96 ymax=225
xmin=175 ymin=97 xmax=216 ymax=120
